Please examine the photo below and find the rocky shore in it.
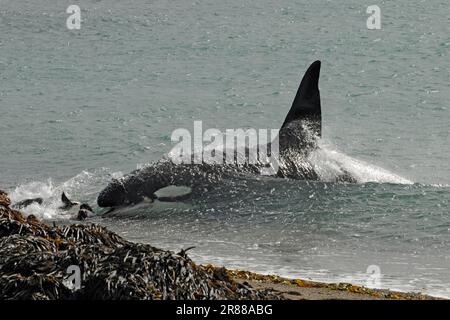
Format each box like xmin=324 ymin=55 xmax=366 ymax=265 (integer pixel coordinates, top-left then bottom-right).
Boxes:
xmin=0 ymin=190 xmax=441 ymax=300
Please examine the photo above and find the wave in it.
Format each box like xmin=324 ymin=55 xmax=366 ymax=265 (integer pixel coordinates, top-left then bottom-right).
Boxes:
xmin=309 ymin=142 xmax=413 ymax=184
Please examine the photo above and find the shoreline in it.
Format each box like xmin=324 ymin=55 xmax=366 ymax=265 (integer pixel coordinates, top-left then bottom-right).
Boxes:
xmin=224 ymin=268 xmax=441 ymax=300
xmin=0 ymin=190 xmax=442 ymax=300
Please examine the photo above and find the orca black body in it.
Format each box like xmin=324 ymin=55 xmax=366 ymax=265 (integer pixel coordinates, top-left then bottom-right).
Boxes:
xmin=97 ymin=61 xmax=355 ymax=208
xmin=59 ymin=192 xmax=94 ymax=219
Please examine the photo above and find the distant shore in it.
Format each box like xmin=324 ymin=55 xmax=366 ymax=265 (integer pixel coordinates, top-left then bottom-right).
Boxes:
xmin=0 ymin=189 xmax=442 ymax=300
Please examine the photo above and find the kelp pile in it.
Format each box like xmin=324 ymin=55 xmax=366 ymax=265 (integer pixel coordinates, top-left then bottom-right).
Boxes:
xmin=0 ymin=190 xmax=279 ymax=300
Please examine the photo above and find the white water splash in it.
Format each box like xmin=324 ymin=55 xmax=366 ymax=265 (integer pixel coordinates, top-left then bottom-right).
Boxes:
xmin=309 ymin=144 xmax=413 ymax=184
xmin=8 ymin=168 xmax=122 ymax=220
xmin=9 ymin=179 xmax=61 ymax=219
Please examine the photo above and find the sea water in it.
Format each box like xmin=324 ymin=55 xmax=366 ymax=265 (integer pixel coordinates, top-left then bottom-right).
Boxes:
xmin=1 ymin=0 xmax=450 ymax=298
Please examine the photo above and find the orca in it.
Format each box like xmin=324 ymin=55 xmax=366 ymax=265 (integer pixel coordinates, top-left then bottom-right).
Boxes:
xmin=97 ymin=61 xmax=356 ymax=209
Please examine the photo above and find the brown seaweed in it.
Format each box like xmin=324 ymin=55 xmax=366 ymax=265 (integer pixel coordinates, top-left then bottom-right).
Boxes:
xmin=0 ymin=193 xmax=279 ymax=300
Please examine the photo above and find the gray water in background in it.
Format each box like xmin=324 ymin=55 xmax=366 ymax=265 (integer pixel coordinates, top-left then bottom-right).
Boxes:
xmin=1 ymin=0 xmax=450 ymax=297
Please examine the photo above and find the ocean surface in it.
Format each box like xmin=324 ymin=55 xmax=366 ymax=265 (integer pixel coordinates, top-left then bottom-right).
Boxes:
xmin=1 ymin=0 xmax=450 ymax=298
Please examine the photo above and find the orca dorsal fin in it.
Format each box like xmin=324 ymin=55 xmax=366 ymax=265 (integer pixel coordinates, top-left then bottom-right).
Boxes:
xmin=279 ymin=61 xmax=322 ymax=153
xmin=281 ymin=60 xmax=321 ymax=135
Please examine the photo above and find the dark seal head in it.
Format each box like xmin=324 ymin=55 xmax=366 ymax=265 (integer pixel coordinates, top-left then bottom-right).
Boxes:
xmin=76 ymin=204 xmax=94 ymax=221
xmin=80 ymin=203 xmax=94 ymax=213
xmin=77 ymin=209 xmax=89 ymax=221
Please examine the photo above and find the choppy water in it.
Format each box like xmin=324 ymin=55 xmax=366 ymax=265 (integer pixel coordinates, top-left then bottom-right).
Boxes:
xmin=1 ymin=0 xmax=450 ymax=298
